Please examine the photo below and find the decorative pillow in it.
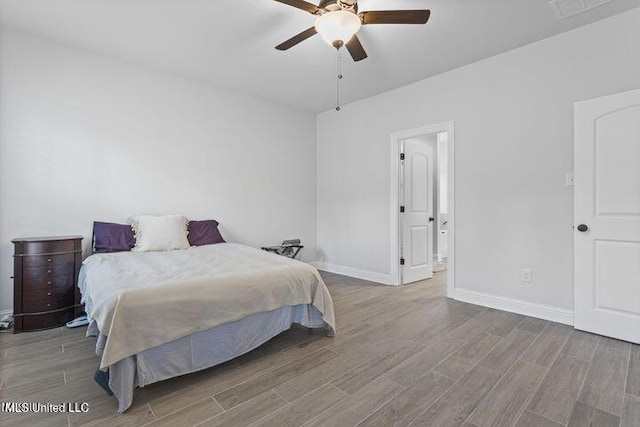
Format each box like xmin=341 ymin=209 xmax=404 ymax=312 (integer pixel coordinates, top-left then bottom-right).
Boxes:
xmin=130 ymin=215 xmax=191 ymax=252
xmin=93 ymin=222 xmax=135 ymax=253
xmin=188 ymin=220 xmax=226 ymax=246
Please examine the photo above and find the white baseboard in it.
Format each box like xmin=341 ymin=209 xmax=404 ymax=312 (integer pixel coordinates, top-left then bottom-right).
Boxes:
xmin=454 ymin=288 xmax=574 ymax=326
xmin=312 ymin=262 xmax=396 ymax=286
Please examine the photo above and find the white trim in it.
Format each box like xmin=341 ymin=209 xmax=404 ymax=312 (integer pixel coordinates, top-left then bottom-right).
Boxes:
xmin=312 ymin=261 xmax=395 ymax=286
xmin=389 ymin=122 xmax=455 ymax=297
xmin=455 ymin=288 xmax=574 ymax=326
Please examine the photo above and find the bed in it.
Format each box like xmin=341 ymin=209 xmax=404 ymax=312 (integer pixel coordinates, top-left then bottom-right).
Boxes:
xmin=79 ymin=242 xmax=336 ymax=412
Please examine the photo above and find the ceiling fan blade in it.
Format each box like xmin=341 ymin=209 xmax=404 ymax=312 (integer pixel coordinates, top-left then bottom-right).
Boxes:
xmin=274 ymin=0 xmax=320 ymax=14
xmin=275 ymin=27 xmax=318 ymax=50
xmin=346 ymin=35 xmax=368 ymax=62
xmin=360 ymin=10 xmax=431 ymax=25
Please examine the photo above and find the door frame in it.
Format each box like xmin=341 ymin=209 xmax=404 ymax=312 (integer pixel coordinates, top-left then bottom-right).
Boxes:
xmin=389 ymin=121 xmax=455 ymax=297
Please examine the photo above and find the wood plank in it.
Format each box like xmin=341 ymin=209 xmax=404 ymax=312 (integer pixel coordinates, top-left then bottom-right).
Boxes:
xmin=273 ymin=351 xmax=371 ymax=402
xmin=527 ymin=354 xmax=590 ymax=424
xmin=578 ymin=348 xmax=629 ymax=416
xmin=560 ymin=330 xmax=599 ymax=362
xmin=198 ymin=391 xmax=286 ymax=427
xmin=213 ymin=347 xmax=338 ymax=409
xmin=250 ymin=384 xmax=344 ymax=427
xmin=89 ymin=403 xmax=157 ymax=427
xmin=627 ymin=345 xmax=640 ymax=397
xmin=0 ymin=410 xmax=68 ymax=427
xmin=384 ymin=335 xmax=467 ymax=387
xmin=147 ymin=356 xmax=278 ymax=418
xmin=449 ymin=309 xmax=525 ymax=340
xmin=621 ymin=393 xmax=640 ymax=427
xmin=146 ymin=398 xmax=221 ymax=427
xmin=517 ymin=317 xmax=548 ymax=334
xmin=411 ymin=302 xmax=485 ymax=345
xmin=0 ymin=341 xmax=97 ymax=377
xmin=0 ymin=370 xmax=65 ymax=393
xmin=521 ymin=323 xmax=572 ymax=368
xmin=357 ymin=372 xmax=453 ymax=427
xmin=469 ymin=360 xmax=546 ymax=427
xmin=303 ymin=377 xmax=405 ymax=427
xmin=331 ymin=340 xmax=424 ymax=394
xmin=479 ymin=329 xmax=536 ymax=373
xmin=514 ymin=410 xmax=563 ymax=427
xmin=567 ymin=401 xmax=620 ymax=427
xmin=433 ymin=333 xmax=502 ymax=380
xmin=409 ymin=365 xmax=501 ymax=427
xmin=597 ymin=336 xmax=631 ymax=357
xmin=3 ymin=343 xmax=63 ymax=361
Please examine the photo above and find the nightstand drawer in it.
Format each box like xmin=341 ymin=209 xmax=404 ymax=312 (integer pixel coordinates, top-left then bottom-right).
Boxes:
xmin=23 ymin=253 xmax=75 ymax=268
xmin=21 ymin=309 xmax=75 ymax=332
xmin=22 ymin=274 xmax=75 ymax=290
xmin=23 ymin=264 xmax=75 ymax=281
xmin=18 ymin=239 xmax=77 ymax=255
xmin=22 ymin=288 xmax=75 ymax=313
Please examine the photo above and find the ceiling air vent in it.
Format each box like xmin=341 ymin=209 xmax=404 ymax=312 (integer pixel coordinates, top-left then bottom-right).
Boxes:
xmin=550 ymin=0 xmax=613 ymax=19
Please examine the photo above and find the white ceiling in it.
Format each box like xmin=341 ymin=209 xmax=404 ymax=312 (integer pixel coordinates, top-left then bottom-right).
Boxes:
xmin=1 ymin=0 xmax=639 ymax=112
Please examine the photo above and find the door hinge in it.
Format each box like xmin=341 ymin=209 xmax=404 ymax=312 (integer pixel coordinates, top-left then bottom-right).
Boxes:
xmin=400 ymin=206 xmax=405 ymax=213
xmin=400 ymin=153 xmax=405 ymax=161
xmin=400 ymin=257 xmax=405 ymax=266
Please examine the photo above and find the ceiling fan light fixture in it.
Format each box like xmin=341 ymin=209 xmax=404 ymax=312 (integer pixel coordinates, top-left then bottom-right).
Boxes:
xmin=314 ymin=10 xmax=361 ymax=47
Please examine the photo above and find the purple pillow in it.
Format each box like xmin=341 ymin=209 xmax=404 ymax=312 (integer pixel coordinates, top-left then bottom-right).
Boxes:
xmin=93 ymin=221 xmax=135 ymax=253
xmin=188 ymin=220 xmax=225 ymax=246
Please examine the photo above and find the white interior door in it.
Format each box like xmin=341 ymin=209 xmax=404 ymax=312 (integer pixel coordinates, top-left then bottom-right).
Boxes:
xmin=574 ymin=88 xmax=640 ymax=344
xmin=401 ymin=139 xmax=434 ymax=284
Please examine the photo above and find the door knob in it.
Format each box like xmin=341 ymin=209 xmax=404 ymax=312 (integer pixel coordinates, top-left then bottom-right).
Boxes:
xmin=577 ymin=224 xmax=589 ymax=232
xmin=428 ymin=217 xmax=434 ymax=222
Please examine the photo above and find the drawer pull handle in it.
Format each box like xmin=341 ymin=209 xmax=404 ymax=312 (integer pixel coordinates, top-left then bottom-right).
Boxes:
xmin=47 ymin=270 xmax=51 ymax=273
xmin=48 ymin=281 xmax=52 ymax=285
xmin=47 ymin=258 xmax=52 ymax=262
xmin=47 ymin=292 xmax=51 ymax=296
xmin=47 ymin=303 xmax=51 ymax=307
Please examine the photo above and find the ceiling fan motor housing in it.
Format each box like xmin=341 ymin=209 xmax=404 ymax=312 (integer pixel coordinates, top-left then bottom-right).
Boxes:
xmin=319 ymin=0 xmax=359 ymax=14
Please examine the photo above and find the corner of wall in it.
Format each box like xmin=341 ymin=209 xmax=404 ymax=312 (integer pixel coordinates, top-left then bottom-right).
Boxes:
xmin=311 ymin=261 xmax=397 ymax=286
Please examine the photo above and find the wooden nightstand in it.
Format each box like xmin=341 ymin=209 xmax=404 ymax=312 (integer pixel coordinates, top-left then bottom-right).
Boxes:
xmin=12 ymin=236 xmax=83 ymax=333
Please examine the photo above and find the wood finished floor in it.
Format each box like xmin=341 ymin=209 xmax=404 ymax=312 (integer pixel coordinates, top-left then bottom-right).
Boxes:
xmin=1 ymin=271 xmax=639 ymax=427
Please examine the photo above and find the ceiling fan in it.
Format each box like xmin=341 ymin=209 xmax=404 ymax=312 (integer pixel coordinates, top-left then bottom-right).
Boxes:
xmin=274 ymin=0 xmax=431 ymax=62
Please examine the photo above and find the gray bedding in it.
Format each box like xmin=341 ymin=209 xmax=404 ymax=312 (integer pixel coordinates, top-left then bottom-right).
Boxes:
xmin=80 ymin=243 xmax=335 ymax=370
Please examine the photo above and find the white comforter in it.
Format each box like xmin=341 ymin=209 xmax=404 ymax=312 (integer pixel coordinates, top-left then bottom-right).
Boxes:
xmin=80 ymin=243 xmax=335 ymax=370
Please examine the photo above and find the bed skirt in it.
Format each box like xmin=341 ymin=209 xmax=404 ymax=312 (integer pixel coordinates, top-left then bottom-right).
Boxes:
xmin=87 ymin=304 xmax=328 ymax=412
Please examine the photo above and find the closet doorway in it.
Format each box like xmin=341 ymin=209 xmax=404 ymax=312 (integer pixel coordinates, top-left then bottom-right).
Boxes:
xmin=390 ymin=122 xmax=454 ymax=296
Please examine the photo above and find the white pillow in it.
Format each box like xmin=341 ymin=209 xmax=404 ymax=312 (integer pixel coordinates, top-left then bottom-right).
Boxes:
xmin=130 ymin=215 xmax=191 ymax=252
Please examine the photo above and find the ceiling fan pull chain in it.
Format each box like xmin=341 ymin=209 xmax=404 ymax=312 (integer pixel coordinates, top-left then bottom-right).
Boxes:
xmin=336 ymin=48 xmax=343 ymax=111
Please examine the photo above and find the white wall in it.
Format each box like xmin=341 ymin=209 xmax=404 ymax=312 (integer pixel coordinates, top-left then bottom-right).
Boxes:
xmin=0 ymin=28 xmax=318 ymax=312
xmin=317 ymin=8 xmax=640 ymax=312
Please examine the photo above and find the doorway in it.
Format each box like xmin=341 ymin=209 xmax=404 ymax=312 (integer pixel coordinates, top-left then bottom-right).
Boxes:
xmin=390 ymin=122 xmax=455 ymax=296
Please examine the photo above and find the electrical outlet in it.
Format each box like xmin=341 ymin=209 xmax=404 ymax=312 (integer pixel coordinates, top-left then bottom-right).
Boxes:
xmin=521 ymin=269 xmax=532 ymax=283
